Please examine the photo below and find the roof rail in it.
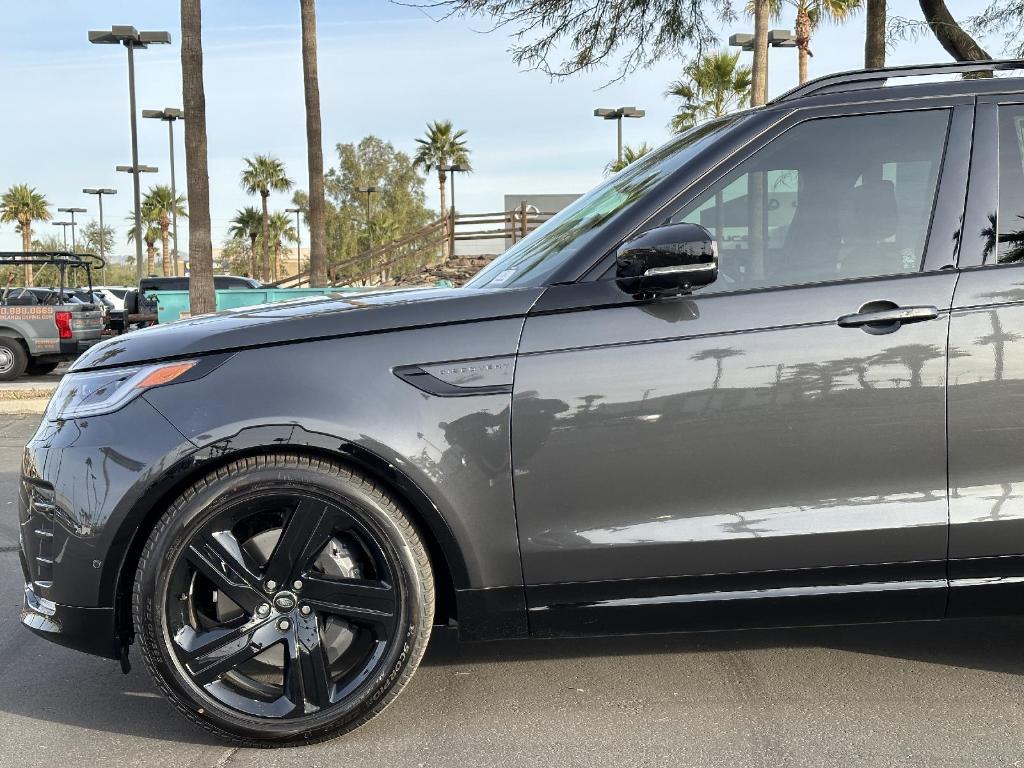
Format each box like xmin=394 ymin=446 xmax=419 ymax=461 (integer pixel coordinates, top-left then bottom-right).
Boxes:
xmin=772 ymin=59 xmax=1024 ymax=104
xmin=0 ymin=251 xmax=105 ymax=269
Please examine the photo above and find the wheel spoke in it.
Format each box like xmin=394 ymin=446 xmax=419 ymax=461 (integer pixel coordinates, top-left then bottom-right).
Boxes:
xmin=186 ymin=531 xmax=266 ymax=613
xmin=285 ymin=613 xmax=333 ymax=714
xmin=183 ymin=618 xmax=281 ymax=685
xmin=302 ymin=575 xmax=397 ymax=635
xmin=264 ymin=497 xmax=333 ymax=588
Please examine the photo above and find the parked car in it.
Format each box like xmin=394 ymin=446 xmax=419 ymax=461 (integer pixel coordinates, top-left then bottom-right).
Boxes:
xmin=0 ymin=256 xmax=104 ymax=379
xmin=140 ymin=274 xmax=264 ymax=292
xmin=5 ymin=287 xmax=70 ymax=306
xmin=20 ymin=60 xmax=1024 ymax=745
xmin=88 ymin=286 xmax=131 ymax=311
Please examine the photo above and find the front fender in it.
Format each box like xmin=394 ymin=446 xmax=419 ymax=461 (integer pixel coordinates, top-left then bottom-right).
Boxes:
xmin=172 ymin=421 xmax=471 ymax=588
xmin=142 ymin=319 xmax=529 ymax=591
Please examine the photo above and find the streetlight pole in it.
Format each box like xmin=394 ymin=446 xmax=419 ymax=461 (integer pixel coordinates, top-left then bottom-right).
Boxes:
xmin=728 ymin=28 xmax=794 ymax=282
xmin=89 ymin=26 xmax=171 ymax=283
xmin=53 ymin=221 xmax=73 ymax=249
xmin=117 ymin=165 xmax=159 ymax=274
xmin=57 ymin=207 xmax=87 ymax=252
xmin=439 ymin=164 xmax=467 ymax=259
xmin=593 ymin=107 xmax=645 ymax=165
xmin=286 ymin=207 xmax=303 ymax=277
xmin=356 ymin=186 xmax=379 ymax=282
xmin=356 ymin=187 xmax=378 ymax=249
xmin=729 ymin=29 xmax=796 ymax=104
xmin=83 ymin=188 xmax=117 ymax=281
xmin=143 ymin=108 xmax=184 ymax=275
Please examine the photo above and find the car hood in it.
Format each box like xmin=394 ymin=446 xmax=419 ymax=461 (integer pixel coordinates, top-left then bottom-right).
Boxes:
xmin=72 ymin=285 xmax=546 ymax=371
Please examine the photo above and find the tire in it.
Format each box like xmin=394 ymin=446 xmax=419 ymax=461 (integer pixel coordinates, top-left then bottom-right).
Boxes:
xmin=0 ymin=339 xmax=28 ymax=381
xmin=133 ymin=454 xmax=434 ymax=746
xmin=124 ymin=289 xmax=139 ymax=316
xmin=25 ymin=361 xmax=59 ymax=376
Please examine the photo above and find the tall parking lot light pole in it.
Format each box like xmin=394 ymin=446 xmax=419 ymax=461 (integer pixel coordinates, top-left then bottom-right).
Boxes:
xmin=143 ymin=108 xmax=184 ymax=275
xmin=82 ymin=188 xmax=117 ymax=263
xmin=356 ymin=186 xmax=379 ymax=281
xmin=53 ymin=221 xmax=73 ymax=249
xmin=89 ymin=26 xmax=171 ymax=282
xmin=729 ymin=30 xmax=796 ymax=103
xmin=117 ymin=165 xmax=158 ymax=275
xmin=439 ymin=164 xmax=468 ymax=217
xmin=57 ymin=207 xmax=87 ymax=252
xmin=593 ymin=107 xmax=645 ymax=165
xmin=439 ymin=164 xmax=467 ymax=259
xmin=286 ymin=207 xmax=303 ymax=276
xmin=356 ymin=186 xmax=379 ymax=251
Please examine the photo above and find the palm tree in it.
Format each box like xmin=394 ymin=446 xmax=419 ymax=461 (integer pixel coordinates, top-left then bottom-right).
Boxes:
xmin=299 ymin=0 xmax=328 ymax=287
xmin=413 ymin=120 xmax=472 ymax=258
xmin=228 ymin=207 xmax=263 ymax=277
xmin=126 ymin=217 xmax=162 ymax=277
xmin=666 ymin=51 xmax=752 ymax=133
xmin=240 ymin=154 xmax=294 ymax=281
xmin=181 ymin=0 xmax=215 ymax=313
xmin=865 ymin=0 xmax=885 ymax=68
xmin=142 ymin=185 xmax=188 ymax=277
xmin=752 ymin=0 xmax=771 ymax=105
xmin=748 ymin=0 xmax=862 ymax=83
xmin=0 ymin=184 xmax=51 ymax=285
xmin=605 ymin=143 xmax=654 ymax=174
xmin=263 ymin=211 xmax=298 ymax=280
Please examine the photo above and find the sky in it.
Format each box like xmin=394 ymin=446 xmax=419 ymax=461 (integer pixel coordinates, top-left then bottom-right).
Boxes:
xmin=0 ymin=0 xmax=1003 ymax=258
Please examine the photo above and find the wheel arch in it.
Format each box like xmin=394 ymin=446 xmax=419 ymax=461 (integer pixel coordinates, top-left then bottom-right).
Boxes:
xmin=0 ymin=326 xmax=29 ymax=349
xmin=112 ymin=436 xmax=467 ymax=649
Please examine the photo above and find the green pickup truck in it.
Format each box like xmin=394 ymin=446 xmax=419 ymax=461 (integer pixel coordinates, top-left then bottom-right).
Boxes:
xmin=0 ymin=253 xmax=105 ymax=380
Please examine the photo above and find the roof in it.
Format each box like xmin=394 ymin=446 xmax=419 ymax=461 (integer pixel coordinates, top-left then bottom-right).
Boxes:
xmin=771 ymin=59 xmax=1024 ymax=106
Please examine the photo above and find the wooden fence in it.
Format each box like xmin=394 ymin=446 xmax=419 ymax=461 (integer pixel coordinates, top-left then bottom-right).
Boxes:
xmin=268 ymin=205 xmax=557 ymax=289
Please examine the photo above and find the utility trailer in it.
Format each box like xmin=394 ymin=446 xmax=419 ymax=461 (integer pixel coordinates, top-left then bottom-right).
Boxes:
xmin=0 ymin=252 xmax=105 ymax=380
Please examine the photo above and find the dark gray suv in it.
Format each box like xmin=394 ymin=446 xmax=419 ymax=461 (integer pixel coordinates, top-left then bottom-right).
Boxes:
xmin=19 ymin=60 xmax=1024 ymax=745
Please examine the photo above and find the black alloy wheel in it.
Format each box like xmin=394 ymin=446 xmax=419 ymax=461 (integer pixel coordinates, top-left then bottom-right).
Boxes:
xmin=133 ymin=455 xmax=434 ymax=746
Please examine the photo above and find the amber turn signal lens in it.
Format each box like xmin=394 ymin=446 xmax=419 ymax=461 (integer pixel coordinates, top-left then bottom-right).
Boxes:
xmin=134 ymin=361 xmax=197 ymax=389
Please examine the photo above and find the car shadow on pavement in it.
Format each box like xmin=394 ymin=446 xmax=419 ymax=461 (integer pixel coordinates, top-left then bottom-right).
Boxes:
xmin=0 ymin=633 xmax=221 ymax=744
xmin=422 ymin=616 xmax=1024 ymax=677
xmin=2 ymin=617 xmax=1022 ymax=745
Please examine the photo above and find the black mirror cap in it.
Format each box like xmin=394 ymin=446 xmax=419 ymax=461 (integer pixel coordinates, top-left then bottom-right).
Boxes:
xmin=615 ymin=222 xmax=718 ymax=296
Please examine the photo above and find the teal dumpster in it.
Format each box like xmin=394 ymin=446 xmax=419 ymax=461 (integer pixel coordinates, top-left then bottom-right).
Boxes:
xmin=150 ymin=287 xmax=363 ymax=324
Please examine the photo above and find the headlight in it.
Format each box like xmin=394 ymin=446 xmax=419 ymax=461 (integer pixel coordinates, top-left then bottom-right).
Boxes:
xmin=46 ymin=360 xmax=197 ymax=421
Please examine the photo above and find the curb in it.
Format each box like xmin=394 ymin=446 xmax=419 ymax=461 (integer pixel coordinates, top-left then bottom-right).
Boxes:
xmin=0 ymin=398 xmax=49 ymax=415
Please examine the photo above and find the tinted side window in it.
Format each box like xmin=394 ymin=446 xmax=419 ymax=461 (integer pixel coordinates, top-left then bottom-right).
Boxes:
xmin=996 ymin=105 xmax=1024 ymax=264
xmin=142 ymin=278 xmax=188 ymax=291
xmin=218 ymin=277 xmax=259 ymax=288
xmin=667 ymin=110 xmax=950 ymax=292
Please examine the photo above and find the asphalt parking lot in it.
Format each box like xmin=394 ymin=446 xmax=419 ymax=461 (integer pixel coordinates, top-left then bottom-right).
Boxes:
xmin=3 ymin=414 xmax=1024 ymax=767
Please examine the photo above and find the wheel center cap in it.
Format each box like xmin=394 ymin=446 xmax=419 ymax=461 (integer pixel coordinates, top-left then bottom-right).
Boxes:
xmin=273 ymin=591 xmax=297 ymax=611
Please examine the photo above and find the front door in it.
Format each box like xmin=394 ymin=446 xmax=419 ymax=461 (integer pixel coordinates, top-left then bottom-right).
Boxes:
xmin=512 ymin=103 xmax=972 ymax=635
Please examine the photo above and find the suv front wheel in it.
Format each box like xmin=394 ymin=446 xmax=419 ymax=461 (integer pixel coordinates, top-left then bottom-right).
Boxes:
xmin=133 ymin=454 xmax=434 ymax=746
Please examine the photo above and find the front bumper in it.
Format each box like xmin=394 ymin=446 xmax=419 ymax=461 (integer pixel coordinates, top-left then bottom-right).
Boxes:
xmin=18 ymin=395 xmax=197 ymax=660
xmin=19 ymin=580 xmax=120 ymax=660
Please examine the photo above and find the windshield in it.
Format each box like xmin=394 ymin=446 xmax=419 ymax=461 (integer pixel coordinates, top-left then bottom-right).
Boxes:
xmin=465 ymin=115 xmax=746 ymax=289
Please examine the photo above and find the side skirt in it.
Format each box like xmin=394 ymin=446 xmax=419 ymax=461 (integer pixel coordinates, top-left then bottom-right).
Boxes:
xmin=527 ymin=563 xmax=949 ymax=637
xmin=948 ymin=555 xmax=1024 ymax=618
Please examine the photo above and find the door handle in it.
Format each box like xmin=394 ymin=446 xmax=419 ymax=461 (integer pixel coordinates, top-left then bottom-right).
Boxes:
xmin=837 ymin=305 xmax=939 ymax=329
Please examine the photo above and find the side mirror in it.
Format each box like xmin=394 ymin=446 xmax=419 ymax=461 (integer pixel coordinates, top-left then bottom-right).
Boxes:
xmin=615 ymin=222 xmax=718 ymax=296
